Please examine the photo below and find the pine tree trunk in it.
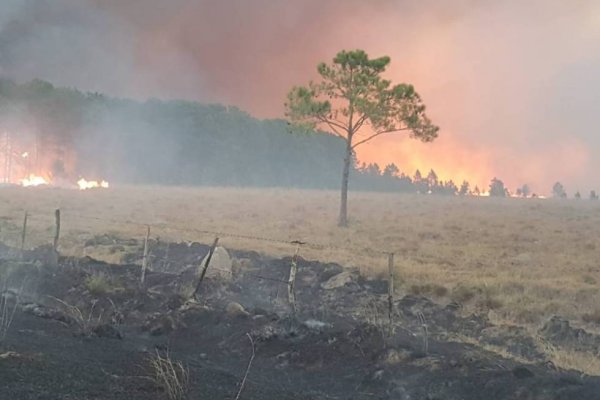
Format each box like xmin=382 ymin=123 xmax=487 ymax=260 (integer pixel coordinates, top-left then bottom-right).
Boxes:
xmin=338 ymin=140 xmax=352 ymax=227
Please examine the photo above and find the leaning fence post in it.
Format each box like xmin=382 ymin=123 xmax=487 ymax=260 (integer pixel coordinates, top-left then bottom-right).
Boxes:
xmin=192 ymin=237 xmax=219 ymax=299
xmin=53 ymin=209 xmax=61 ymax=253
xmin=47 ymin=209 xmax=61 ymax=267
xmin=140 ymin=225 xmax=151 ymax=285
xmin=20 ymin=211 xmax=28 ymax=254
xmin=387 ymin=252 xmax=395 ymax=325
xmin=288 ymin=243 xmax=302 ymax=314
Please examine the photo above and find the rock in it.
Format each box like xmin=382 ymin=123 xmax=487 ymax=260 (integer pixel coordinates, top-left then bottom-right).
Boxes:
xmin=303 ymin=319 xmax=331 ymax=332
xmin=512 ymin=366 xmax=534 ymax=379
xmin=22 ymin=303 xmax=73 ymax=325
xmin=142 ymin=313 xmax=183 ymax=336
xmin=225 ymin=302 xmax=249 ymax=318
xmin=321 ymin=271 xmax=354 ymax=290
xmin=380 ymin=348 xmax=411 ymax=365
xmin=198 ymin=246 xmax=232 ymax=281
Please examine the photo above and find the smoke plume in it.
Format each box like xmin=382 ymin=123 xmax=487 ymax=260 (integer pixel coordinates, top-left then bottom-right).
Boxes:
xmin=1 ymin=0 xmax=599 ymax=192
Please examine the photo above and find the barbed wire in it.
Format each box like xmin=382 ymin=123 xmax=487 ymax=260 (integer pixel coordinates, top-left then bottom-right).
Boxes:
xmin=1 ymin=209 xmax=393 ymax=258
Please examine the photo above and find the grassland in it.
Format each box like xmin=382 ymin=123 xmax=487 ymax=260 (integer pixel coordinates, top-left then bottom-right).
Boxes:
xmin=1 ymin=185 xmax=599 ymax=342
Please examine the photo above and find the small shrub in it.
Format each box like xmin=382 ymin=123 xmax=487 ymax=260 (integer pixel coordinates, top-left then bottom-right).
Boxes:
xmin=0 ymin=286 xmax=21 ymax=345
xmin=85 ymin=273 xmax=111 ymax=296
xmin=149 ymin=350 xmax=189 ymax=400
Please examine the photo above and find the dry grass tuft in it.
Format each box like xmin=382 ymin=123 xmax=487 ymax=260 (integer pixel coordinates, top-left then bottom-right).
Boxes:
xmin=0 ymin=286 xmax=21 ymax=345
xmin=149 ymin=350 xmax=189 ymax=400
xmin=48 ymin=296 xmax=102 ymax=335
xmin=84 ymin=273 xmax=111 ymax=296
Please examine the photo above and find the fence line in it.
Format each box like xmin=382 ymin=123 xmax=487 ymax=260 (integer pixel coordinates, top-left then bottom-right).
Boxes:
xmin=4 ymin=208 xmax=393 ymax=258
xmin=2 ymin=207 xmax=399 ymax=329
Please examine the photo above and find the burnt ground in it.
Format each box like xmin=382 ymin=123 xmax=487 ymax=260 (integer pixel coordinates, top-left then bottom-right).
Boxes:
xmin=1 ymin=240 xmax=600 ymax=399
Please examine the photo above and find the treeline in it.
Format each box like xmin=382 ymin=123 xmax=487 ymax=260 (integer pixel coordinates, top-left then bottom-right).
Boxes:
xmin=0 ymin=79 xmax=345 ymax=187
xmin=0 ymin=79 xmax=596 ymax=198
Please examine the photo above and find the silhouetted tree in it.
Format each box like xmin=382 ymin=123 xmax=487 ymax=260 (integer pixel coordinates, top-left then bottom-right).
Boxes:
xmin=413 ymin=169 xmax=422 ymax=182
xmin=575 ymin=191 xmax=581 ymax=199
xmin=489 ymin=178 xmax=507 ymax=197
xmin=382 ymin=163 xmax=399 ymax=178
xmin=459 ymin=180 xmax=470 ymax=196
xmin=426 ymin=169 xmax=438 ymax=191
xmin=285 ymin=49 xmax=439 ymax=226
xmin=413 ymin=169 xmax=428 ymax=194
xmin=590 ymin=190 xmax=599 ymax=200
xmin=473 ymin=185 xmax=481 ymax=196
xmin=516 ymin=184 xmax=530 ymax=198
xmin=438 ymin=180 xmax=458 ymax=196
xmin=552 ymin=182 xmax=567 ymax=198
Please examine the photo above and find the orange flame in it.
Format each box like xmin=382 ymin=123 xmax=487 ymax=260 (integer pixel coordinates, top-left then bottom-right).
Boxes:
xmin=19 ymin=174 xmax=49 ymax=187
xmin=77 ymin=178 xmax=109 ymax=190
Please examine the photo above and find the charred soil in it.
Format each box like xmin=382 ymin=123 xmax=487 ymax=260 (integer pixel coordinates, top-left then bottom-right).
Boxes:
xmin=1 ymin=241 xmax=599 ymax=399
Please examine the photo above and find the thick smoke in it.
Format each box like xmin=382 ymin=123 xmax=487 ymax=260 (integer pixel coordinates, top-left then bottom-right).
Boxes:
xmin=1 ymin=0 xmax=599 ymax=192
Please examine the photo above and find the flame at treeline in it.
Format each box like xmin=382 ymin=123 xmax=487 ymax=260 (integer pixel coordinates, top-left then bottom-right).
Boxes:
xmin=1 ymin=132 xmax=109 ymax=190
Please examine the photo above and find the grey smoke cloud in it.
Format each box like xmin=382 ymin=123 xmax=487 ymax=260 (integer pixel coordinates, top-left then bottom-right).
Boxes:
xmin=1 ymin=0 xmax=600 ymax=193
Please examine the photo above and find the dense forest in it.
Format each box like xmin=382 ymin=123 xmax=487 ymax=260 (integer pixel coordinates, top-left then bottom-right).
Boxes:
xmin=0 ymin=79 xmax=346 ymax=188
xmin=1 ymin=79 xmax=591 ymax=198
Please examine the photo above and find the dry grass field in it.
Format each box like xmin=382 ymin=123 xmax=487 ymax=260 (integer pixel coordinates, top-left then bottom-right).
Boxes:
xmin=1 ymin=185 xmax=600 ymax=371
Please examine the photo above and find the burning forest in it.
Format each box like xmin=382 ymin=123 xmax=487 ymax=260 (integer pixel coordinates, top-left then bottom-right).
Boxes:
xmin=0 ymin=132 xmax=108 ymax=190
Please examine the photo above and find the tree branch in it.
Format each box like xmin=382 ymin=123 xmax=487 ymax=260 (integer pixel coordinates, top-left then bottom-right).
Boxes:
xmin=317 ymin=115 xmax=348 ymax=138
xmin=351 ymin=127 xmax=410 ymax=149
xmin=352 ymin=114 xmax=369 ymax=133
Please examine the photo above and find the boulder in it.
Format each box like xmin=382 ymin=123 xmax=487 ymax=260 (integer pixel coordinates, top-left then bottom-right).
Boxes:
xmin=321 ymin=271 xmax=354 ymax=290
xmin=198 ymin=246 xmax=232 ymax=281
xmin=225 ymin=301 xmax=249 ymax=318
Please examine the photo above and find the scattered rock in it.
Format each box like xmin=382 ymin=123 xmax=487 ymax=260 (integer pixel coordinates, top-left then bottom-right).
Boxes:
xmin=22 ymin=303 xmax=73 ymax=325
xmin=321 ymin=271 xmax=354 ymax=290
xmin=142 ymin=312 xmax=184 ymax=336
xmin=199 ymin=246 xmax=233 ymax=281
xmin=379 ymin=348 xmax=412 ymax=365
xmin=303 ymin=319 xmax=331 ymax=332
xmin=225 ymin=301 xmax=249 ymax=318
xmin=0 ymin=351 xmax=21 ymax=360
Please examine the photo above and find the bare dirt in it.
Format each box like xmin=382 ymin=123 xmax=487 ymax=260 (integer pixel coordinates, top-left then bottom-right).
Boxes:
xmin=1 ymin=240 xmax=600 ymax=400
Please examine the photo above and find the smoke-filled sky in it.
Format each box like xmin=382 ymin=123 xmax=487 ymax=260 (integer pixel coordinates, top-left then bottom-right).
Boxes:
xmin=1 ymin=0 xmax=600 ymax=193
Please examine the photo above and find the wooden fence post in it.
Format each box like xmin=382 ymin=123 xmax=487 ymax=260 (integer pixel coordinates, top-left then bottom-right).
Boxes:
xmin=53 ymin=209 xmax=61 ymax=253
xmin=20 ymin=211 xmax=28 ymax=253
xmin=388 ymin=252 xmax=395 ymax=324
xmin=140 ymin=225 xmax=151 ymax=285
xmin=288 ymin=244 xmax=301 ymax=314
xmin=192 ymin=237 xmax=219 ymax=299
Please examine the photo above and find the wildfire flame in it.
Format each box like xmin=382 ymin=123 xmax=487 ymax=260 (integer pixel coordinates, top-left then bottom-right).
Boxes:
xmin=20 ymin=174 xmax=49 ymax=187
xmin=77 ymin=178 xmax=109 ymax=190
